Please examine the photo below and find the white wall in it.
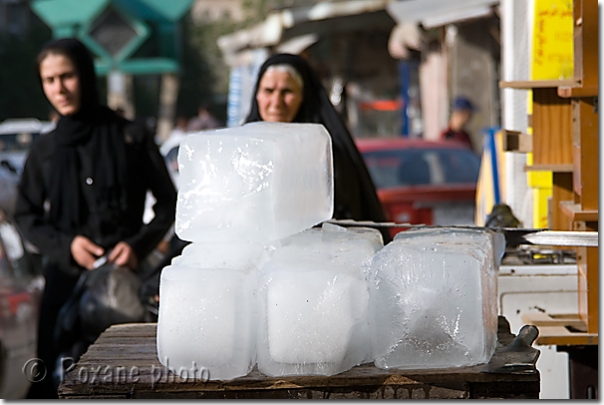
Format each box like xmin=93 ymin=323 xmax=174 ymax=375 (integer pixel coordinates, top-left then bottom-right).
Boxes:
xmin=419 ymin=48 xmax=448 ymax=140
xmin=500 ymin=0 xmax=533 ymax=227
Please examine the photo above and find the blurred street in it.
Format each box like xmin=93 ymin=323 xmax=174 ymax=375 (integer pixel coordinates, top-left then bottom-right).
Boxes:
xmin=0 ymin=0 xmax=598 ymax=400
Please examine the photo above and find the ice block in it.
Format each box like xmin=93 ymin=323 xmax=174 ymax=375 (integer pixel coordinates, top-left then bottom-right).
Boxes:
xmin=175 ymin=122 xmax=333 ymax=243
xmin=257 ymin=227 xmax=378 ymax=376
xmin=156 ymin=264 xmax=257 ymax=381
xmin=369 ymin=227 xmax=503 ymax=370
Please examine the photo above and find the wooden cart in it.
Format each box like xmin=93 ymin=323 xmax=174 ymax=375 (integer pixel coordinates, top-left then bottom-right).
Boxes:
xmin=58 ymin=316 xmax=540 ymax=399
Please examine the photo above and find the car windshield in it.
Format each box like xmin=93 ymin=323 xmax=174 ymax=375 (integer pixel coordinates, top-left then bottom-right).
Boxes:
xmin=0 ymin=132 xmax=40 ymax=153
xmin=0 ymin=119 xmax=51 ymax=153
xmin=361 ymin=147 xmax=480 ymax=189
xmin=0 ymin=120 xmax=53 ymax=177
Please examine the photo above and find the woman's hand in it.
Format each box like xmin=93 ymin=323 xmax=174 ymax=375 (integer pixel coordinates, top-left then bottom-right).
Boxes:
xmin=108 ymin=241 xmax=139 ymax=270
xmin=71 ymin=235 xmax=104 ymax=270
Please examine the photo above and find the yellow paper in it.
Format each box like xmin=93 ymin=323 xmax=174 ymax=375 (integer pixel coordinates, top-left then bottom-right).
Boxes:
xmin=531 ymin=0 xmax=574 ymax=80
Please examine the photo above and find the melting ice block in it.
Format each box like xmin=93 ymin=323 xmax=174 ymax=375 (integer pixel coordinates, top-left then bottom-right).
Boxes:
xmin=319 ymin=223 xmax=385 ymax=276
xmin=157 ymin=242 xmax=268 ymax=380
xmin=172 ymin=241 xmax=270 ymax=269
xmin=175 ymin=122 xmax=333 ymax=243
xmin=257 ymin=225 xmax=382 ymax=376
xmin=369 ymin=227 xmax=504 ymax=370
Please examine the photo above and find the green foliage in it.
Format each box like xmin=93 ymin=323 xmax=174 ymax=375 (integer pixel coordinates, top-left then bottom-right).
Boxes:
xmin=175 ymin=0 xmax=319 ymax=122
xmin=240 ymin=0 xmax=279 ymax=23
xmin=0 ymin=13 xmax=52 ymax=121
xmin=176 ymin=10 xmax=254 ymax=123
xmin=174 ymin=13 xmax=216 ymax=118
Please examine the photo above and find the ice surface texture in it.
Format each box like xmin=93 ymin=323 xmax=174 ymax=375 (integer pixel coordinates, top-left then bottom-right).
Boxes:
xmin=156 ymin=264 xmax=258 ymax=380
xmin=256 ymin=225 xmax=383 ymax=376
xmin=369 ymin=227 xmax=504 ymax=370
xmin=157 ymin=241 xmax=269 ymax=380
xmin=175 ymin=122 xmax=333 ymax=243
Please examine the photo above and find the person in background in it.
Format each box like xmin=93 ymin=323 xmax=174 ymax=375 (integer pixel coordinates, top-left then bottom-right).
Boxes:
xmin=186 ymin=103 xmax=222 ymax=132
xmin=15 ymin=38 xmax=177 ymax=399
xmin=160 ymin=114 xmax=188 ymax=157
xmin=440 ymin=96 xmax=476 ymax=151
xmin=244 ymin=53 xmax=390 ymax=242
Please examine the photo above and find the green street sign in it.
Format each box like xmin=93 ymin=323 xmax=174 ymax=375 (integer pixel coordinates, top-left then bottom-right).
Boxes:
xmin=31 ymin=0 xmax=192 ymax=75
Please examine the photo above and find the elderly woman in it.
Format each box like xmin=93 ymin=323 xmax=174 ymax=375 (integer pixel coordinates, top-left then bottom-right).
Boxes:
xmin=244 ymin=54 xmax=388 ymax=237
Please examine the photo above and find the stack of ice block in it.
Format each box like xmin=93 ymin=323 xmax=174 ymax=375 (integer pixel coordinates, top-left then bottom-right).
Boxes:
xmin=156 ymin=120 xmax=504 ymax=381
xmin=157 ymin=122 xmax=335 ymax=380
xmin=367 ymin=227 xmax=505 ymax=370
xmin=257 ymin=224 xmax=383 ymax=376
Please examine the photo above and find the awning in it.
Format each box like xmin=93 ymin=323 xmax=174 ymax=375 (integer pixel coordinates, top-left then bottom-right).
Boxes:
xmin=388 ymin=21 xmax=421 ymax=59
xmin=386 ymin=0 xmax=499 ymax=29
xmin=217 ymin=0 xmax=391 ymax=67
xmin=275 ymin=34 xmax=319 ymax=55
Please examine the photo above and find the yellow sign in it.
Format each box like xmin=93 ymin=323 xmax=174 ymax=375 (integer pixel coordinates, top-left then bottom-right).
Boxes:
xmin=531 ymin=0 xmax=574 ymax=80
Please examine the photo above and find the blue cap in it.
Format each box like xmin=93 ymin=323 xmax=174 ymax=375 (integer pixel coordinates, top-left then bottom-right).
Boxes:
xmin=452 ymin=96 xmax=476 ymax=111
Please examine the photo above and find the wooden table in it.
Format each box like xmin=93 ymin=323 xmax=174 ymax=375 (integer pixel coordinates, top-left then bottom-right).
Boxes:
xmin=58 ymin=316 xmax=540 ymax=399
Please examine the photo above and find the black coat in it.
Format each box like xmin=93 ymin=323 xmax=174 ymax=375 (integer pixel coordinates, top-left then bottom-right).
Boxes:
xmin=15 ymin=122 xmax=177 ymax=277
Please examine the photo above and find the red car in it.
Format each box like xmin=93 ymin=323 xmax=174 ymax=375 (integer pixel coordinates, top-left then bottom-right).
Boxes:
xmin=355 ymin=138 xmax=480 ymax=237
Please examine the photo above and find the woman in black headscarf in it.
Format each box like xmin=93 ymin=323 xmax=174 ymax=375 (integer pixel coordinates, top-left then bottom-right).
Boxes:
xmin=15 ymin=38 xmax=177 ymax=398
xmin=245 ymin=53 xmax=389 ymax=239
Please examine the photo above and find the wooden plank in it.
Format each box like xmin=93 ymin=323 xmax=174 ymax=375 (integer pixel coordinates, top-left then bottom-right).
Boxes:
xmin=521 ymin=313 xmax=586 ymax=330
xmin=576 ymin=243 xmax=598 ymax=333
xmin=129 ymin=384 xmax=472 ymax=399
xmin=501 ymin=129 xmax=532 ymax=152
xmin=569 ymin=0 xmax=599 ymax=339
xmin=524 ymin=164 xmax=574 ymax=172
xmin=559 ymin=201 xmax=598 ymax=222
xmin=573 ymin=0 xmax=599 ymax=89
xmin=499 ymin=79 xmax=577 ymax=89
xmin=558 ymin=85 xmax=598 ymax=98
xmin=550 ymin=172 xmax=574 ymax=230
xmin=531 ymin=88 xmax=573 ymax=165
xmin=532 ymin=326 xmax=598 ymax=346
xmin=522 ymin=312 xmax=598 ymax=346
xmin=58 ymin=319 xmax=539 ymax=399
xmin=571 ymin=98 xmax=599 ymax=211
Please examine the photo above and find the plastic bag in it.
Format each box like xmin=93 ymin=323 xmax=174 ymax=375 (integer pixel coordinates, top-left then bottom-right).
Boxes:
xmin=54 ymin=263 xmax=148 ymax=349
xmin=79 ymin=264 xmax=147 ymax=340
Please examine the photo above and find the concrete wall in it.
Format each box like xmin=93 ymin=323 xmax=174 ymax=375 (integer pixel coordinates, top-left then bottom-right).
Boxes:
xmin=500 ymin=0 xmax=532 ymax=228
xmin=419 ymin=39 xmax=449 ymax=141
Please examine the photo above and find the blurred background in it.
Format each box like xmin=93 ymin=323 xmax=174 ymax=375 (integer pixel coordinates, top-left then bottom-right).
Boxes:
xmin=0 ymin=0 xmax=581 ymax=237
xmin=0 ymin=0 xmax=510 ymax=232
xmin=0 ymin=0 xmax=502 ymax=143
xmin=0 ymin=0 xmax=593 ymax=400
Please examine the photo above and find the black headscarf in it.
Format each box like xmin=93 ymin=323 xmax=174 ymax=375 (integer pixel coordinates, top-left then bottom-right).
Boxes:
xmin=245 ymin=53 xmax=389 ymax=237
xmin=38 ymin=38 xmax=129 ymax=240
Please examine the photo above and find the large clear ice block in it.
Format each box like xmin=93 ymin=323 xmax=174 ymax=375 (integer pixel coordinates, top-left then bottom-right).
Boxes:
xmin=257 ymin=226 xmax=381 ymax=376
xmin=369 ymin=227 xmax=504 ymax=370
xmin=156 ymin=241 xmax=268 ymax=380
xmin=175 ymin=122 xmax=333 ymax=243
